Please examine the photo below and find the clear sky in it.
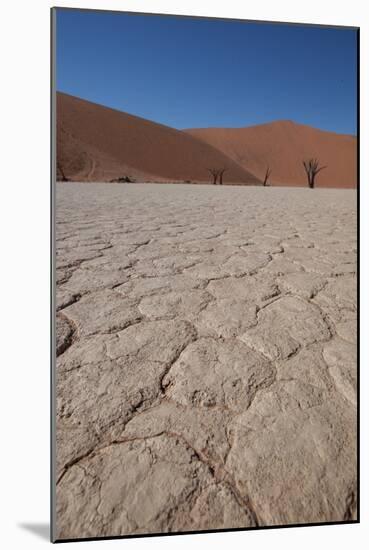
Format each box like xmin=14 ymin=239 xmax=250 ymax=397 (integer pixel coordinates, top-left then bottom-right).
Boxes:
xmin=55 ymin=8 xmax=358 ymax=135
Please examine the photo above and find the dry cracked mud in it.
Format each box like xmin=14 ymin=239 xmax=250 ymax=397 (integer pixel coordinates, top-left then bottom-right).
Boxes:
xmin=55 ymin=183 xmax=357 ymax=539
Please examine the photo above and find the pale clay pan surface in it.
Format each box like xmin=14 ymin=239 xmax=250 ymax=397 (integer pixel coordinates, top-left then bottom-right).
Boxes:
xmin=55 ymin=183 xmax=357 ymax=539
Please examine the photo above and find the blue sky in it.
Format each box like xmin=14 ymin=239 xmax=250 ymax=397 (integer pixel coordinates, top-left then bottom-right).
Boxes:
xmin=55 ymin=9 xmax=357 ymax=135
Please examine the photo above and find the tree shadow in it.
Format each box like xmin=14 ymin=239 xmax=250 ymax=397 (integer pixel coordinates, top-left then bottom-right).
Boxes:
xmin=18 ymin=523 xmax=49 ymax=541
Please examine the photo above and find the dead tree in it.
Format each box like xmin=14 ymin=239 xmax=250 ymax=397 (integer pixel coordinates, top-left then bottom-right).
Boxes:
xmin=302 ymin=158 xmax=327 ymax=189
xmin=208 ymin=168 xmax=220 ymax=185
xmin=57 ymin=162 xmax=69 ymax=182
xmin=263 ymin=166 xmax=271 ymax=186
xmin=219 ymin=167 xmax=228 ymax=185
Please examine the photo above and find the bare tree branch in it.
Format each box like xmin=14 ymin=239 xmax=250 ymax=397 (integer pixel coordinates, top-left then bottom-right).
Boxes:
xmin=302 ymin=158 xmax=327 ymax=188
xmin=263 ymin=165 xmax=272 ymax=186
xmin=57 ymin=162 xmax=69 ymax=182
xmin=207 ymin=168 xmax=226 ymax=185
xmin=207 ymin=168 xmax=220 ymax=185
xmin=219 ymin=167 xmax=228 ymax=185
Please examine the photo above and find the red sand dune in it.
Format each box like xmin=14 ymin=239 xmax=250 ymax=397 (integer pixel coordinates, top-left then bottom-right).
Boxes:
xmin=56 ymin=92 xmax=260 ymax=185
xmin=186 ymin=121 xmax=357 ymax=188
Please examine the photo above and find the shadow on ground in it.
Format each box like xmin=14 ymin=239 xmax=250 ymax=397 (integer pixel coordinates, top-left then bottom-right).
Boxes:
xmin=18 ymin=523 xmax=49 ymax=541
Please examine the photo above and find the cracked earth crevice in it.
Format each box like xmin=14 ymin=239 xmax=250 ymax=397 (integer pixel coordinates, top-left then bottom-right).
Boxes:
xmin=55 ymin=183 xmax=357 ymax=537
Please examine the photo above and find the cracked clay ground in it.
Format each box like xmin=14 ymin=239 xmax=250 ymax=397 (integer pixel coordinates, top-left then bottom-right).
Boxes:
xmin=55 ymin=183 xmax=357 ymax=539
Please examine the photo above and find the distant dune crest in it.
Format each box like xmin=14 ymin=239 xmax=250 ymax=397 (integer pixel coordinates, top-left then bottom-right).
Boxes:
xmin=56 ymin=93 xmax=259 ymax=185
xmin=57 ymin=92 xmax=356 ymax=188
xmin=186 ymin=121 xmax=357 ymax=188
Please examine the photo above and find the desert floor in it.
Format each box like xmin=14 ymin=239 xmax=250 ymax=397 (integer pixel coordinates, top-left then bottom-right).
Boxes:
xmin=55 ymin=183 xmax=357 ymax=539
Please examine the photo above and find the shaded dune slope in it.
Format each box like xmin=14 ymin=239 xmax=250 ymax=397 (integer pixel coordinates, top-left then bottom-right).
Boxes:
xmin=186 ymin=121 xmax=357 ymax=188
xmin=57 ymin=93 xmax=260 ymax=184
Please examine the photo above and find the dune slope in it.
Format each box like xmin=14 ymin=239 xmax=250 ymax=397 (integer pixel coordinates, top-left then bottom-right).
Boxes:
xmin=57 ymin=92 xmax=260 ymax=184
xmin=186 ymin=120 xmax=357 ymax=188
